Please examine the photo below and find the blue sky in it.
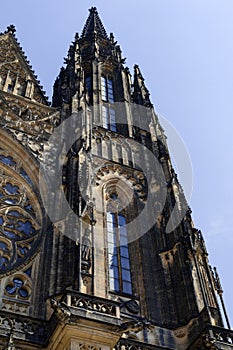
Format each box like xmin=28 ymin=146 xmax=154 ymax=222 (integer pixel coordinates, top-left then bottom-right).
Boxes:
xmin=1 ymin=0 xmax=233 ymax=325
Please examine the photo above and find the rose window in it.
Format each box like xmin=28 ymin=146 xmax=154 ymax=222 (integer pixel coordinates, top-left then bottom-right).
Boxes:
xmin=0 ymin=154 xmax=41 ymax=274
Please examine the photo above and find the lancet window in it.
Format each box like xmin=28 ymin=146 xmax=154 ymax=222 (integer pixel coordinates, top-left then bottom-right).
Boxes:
xmin=101 ymin=77 xmax=114 ymax=103
xmin=102 ymin=105 xmax=116 ymax=132
xmin=101 ymin=77 xmax=116 ymax=132
xmin=106 ymin=192 xmax=132 ymax=295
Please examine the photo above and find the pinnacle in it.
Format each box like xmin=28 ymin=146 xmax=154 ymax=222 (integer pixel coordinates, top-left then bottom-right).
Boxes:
xmin=81 ymin=7 xmax=108 ymax=40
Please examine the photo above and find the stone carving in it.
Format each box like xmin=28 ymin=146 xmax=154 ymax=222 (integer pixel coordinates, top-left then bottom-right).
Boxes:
xmin=50 ymin=298 xmax=71 ymax=323
xmin=81 ymin=228 xmax=92 ymax=273
xmin=70 ymin=294 xmax=118 ymax=317
xmin=0 ymin=165 xmax=41 ymax=274
xmin=74 ymin=344 xmax=102 ymax=350
xmin=95 ymin=163 xmax=147 ymax=202
xmin=0 ymin=315 xmax=46 ymax=344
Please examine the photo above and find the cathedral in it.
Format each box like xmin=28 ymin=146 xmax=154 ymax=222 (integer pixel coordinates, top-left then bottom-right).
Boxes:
xmin=0 ymin=7 xmax=232 ymax=350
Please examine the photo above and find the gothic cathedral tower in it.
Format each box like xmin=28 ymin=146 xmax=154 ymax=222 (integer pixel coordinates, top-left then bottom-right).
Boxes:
xmin=0 ymin=7 xmax=232 ymax=350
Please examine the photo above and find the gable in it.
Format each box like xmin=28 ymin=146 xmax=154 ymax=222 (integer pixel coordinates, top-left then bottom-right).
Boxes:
xmin=0 ymin=26 xmax=48 ymax=105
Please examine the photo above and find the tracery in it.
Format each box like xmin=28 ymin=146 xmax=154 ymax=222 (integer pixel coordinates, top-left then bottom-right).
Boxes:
xmin=0 ymin=151 xmax=41 ymax=274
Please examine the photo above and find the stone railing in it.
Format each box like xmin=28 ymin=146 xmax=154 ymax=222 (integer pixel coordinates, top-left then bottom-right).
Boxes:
xmin=62 ymin=290 xmax=120 ymax=318
xmin=205 ymin=325 xmax=233 ymax=346
xmin=0 ymin=312 xmax=47 ymax=345
xmin=116 ymin=338 xmax=172 ymax=350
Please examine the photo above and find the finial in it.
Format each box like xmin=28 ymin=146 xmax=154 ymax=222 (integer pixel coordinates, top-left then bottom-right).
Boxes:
xmin=89 ymin=7 xmax=97 ymax=13
xmin=5 ymin=25 xmax=16 ymax=35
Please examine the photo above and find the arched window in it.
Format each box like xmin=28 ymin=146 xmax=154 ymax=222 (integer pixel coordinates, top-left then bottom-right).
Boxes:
xmin=102 ymin=106 xmax=116 ymax=132
xmin=101 ymin=77 xmax=114 ymax=102
xmin=107 ymin=211 xmax=132 ymax=295
xmin=101 ymin=77 xmax=116 ymax=132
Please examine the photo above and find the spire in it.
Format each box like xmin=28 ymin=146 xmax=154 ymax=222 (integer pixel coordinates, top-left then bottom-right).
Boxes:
xmin=81 ymin=7 xmax=108 ymax=39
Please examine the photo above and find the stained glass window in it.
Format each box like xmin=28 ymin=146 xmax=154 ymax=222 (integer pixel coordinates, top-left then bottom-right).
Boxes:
xmin=0 ymin=177 xmax=40 ymax=273
xmin=20 ymin=168 xmax=33 ymax=185
xmin=5 ymin=277 xmax=29 ymax=298
xmin=0 ymin=155 xmax=16 ymax=167
xmin=0 ymin=153 xmax=32 ymax=185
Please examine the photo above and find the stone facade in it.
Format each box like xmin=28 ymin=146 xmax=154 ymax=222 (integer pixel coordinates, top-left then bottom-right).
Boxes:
xmin=0 ymin=8 xmax=232 ymax=350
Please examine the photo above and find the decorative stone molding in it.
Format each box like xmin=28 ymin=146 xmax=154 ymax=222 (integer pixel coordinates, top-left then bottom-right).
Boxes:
xmin=0 ymin=173 xmax=41 ymax=275
xmin=68 ymin=293 xmax=119 ymax=318
xmin=94 ymin=163 xmax=147 ymax=203
xmin=0 ymin=315 xmax=47 ymax=345
xmin=71 ymin=343 xmax=102 ymax=350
